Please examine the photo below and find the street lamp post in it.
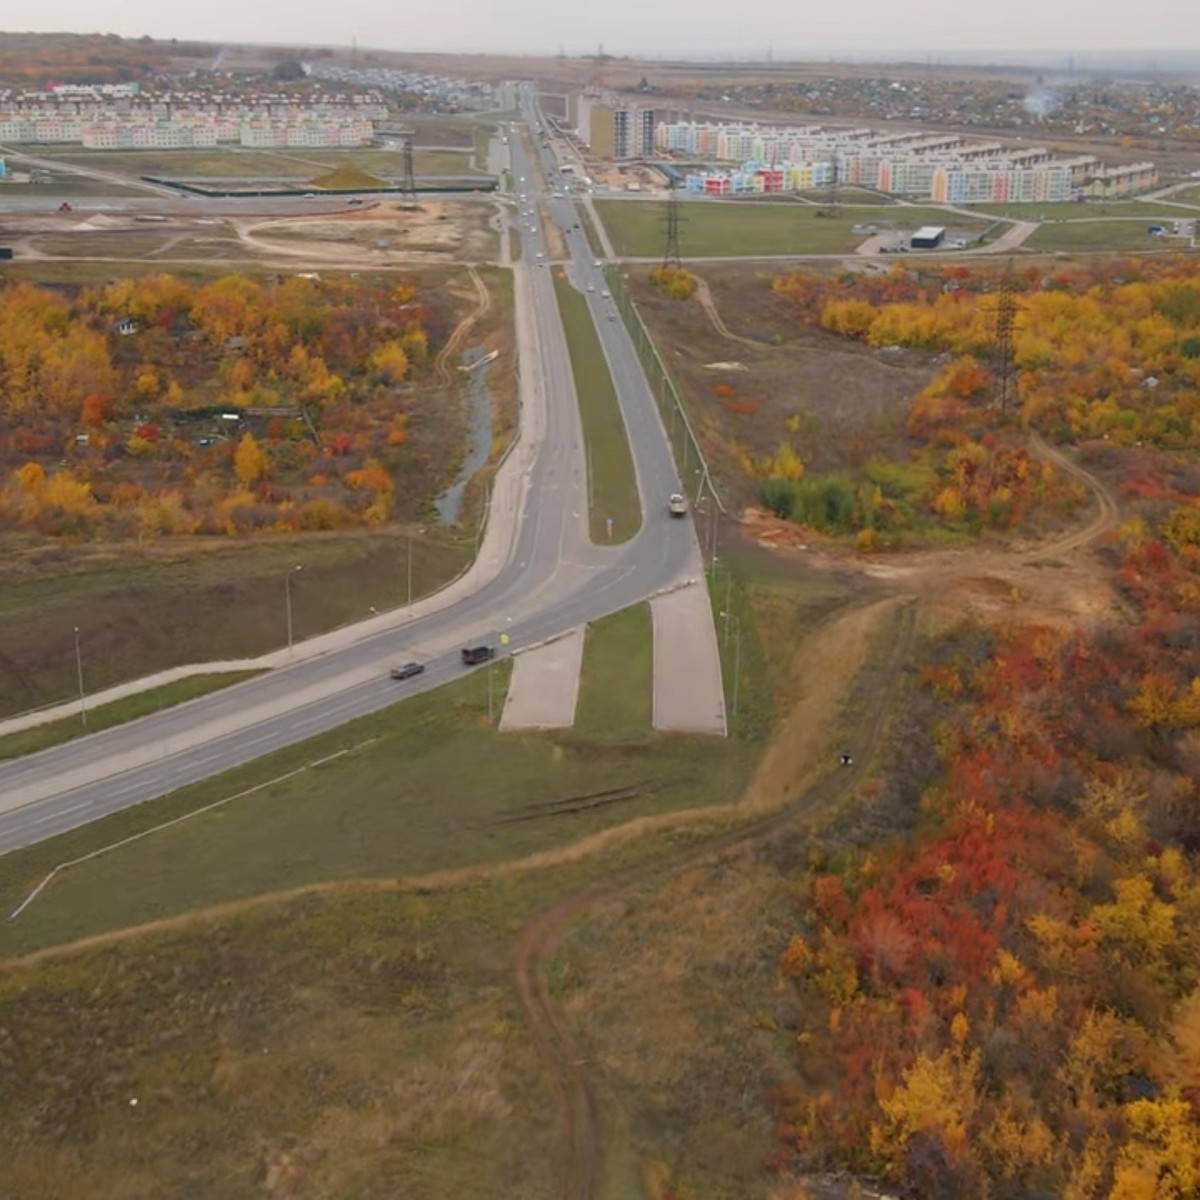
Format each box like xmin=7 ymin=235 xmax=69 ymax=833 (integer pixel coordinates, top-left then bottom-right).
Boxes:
xmin=73 ymin=625 xmax=87 ymax=730
xmin=474 ymin=479 xmax=493 ymax=558
xmin=720 ymin=611 xmax=742 ymax=719
xmin=733 ymin=619 xmax=741 ymax=718
xmin=407 ymin=530 xmax=414 ymax=607
xmin=285 ymin=564 xmax=302 ymax=654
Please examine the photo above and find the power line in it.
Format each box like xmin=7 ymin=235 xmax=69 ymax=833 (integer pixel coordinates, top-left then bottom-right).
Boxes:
xmin=994 ymin=265 xmax=1018 ymax=414
xmin=402 ymin=138 xmax=416 ymax=205
xmin=663 ymin=181 xmax=682 ymax=268
xmin=826 ymin=154 xmax=840 ymax=215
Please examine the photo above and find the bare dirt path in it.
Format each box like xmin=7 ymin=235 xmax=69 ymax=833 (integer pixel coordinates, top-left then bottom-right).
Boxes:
xmin=433 ymin=265 xmax=490 ymax=387
xmin=513 ymin=598 xmax=916 ymax=1200
xmin=1024 ymin=430 xmax=1120 ymax=559
xmin=691 ymin=272 xmax=774 ymax=350
xmin=817 ymin=430 xmax=1123 ymax=629
xmin=513 ymin=409 xmax=1124 ymax=1198
xmin=691 ymin=267 xmax=1121 ymax=625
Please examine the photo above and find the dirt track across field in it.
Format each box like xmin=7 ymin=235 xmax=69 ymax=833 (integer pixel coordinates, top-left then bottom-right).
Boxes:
xmin=513 ymin=597 xmax=916 ymax=1200
xmin=693 ymin=269 xmax=1121 ymax=629
xmin=513 ymin=270 xmax=1124 ymax=1198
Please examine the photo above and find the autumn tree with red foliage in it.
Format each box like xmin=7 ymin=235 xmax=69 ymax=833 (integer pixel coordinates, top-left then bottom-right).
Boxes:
xmin=774 ymin=553 xmax=1200 ymax=1197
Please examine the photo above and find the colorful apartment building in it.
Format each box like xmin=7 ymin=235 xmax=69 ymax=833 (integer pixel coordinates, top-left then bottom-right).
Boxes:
xmin=658 ymin=119 xmax=1157 ymax=203
xmin=685 ymin=160 xmax=834 ymax=195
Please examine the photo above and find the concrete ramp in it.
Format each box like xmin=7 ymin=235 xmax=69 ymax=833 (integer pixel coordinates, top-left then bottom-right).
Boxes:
xmin=651 ymin=582 xmax=727 ymax=736
xmin=500 ymin=629 xmax=585 ymax=730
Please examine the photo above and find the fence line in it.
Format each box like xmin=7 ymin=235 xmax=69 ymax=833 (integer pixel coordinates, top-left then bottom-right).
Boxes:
xmin=7 ymin=741 xmax=374 ymax=922
xmin=605 ymin=268 xmax=726 ymax=514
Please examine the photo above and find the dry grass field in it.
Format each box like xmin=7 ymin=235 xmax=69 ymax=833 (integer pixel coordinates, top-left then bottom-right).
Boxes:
xmin=624 ymin=262 xmax=935 ymax=507
xmin=0 ymin=565 xmax=887 ymax=1200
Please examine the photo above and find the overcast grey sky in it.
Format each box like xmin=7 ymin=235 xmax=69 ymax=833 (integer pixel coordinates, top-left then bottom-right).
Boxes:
xmin=13 ymin=0 xmax=1200 ymax=60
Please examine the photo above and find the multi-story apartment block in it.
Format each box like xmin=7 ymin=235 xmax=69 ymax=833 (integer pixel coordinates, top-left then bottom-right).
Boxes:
xmin=659 ymin=119 xmax=1155 ymax=202
xmin=685 ymin=160 xmax=834 ymax=195
xmin=931 ymin=162 xmax=1075 ymax=204
xmin=49 ymin=82 xmax=140 ymax=99
xmin=577 ymin=95 xmax=655 ymax=160
xmin=0 ymin=85 xmax=384 ymax=150
xmin=1082 ymin=162 xmax=1159 ymax=198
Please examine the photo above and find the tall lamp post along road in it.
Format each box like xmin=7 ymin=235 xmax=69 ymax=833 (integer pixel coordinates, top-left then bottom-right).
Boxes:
xmin=720 ymin=611 xmax=742 ymax=719
xmin=285 ymin=564 xmax=303 ymax=654
xmin=0 ymin=85 xmax=708 ymax=860
xmin=73 ymin=625 xmax=87 ymax=731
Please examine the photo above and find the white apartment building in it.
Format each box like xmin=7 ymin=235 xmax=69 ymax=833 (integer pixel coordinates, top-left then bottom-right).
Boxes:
xmin=0 ymin=88 xmax=383 ymax=149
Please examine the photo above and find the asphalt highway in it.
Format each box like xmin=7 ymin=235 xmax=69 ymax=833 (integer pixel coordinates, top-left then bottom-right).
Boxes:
xmin=0 ymin=87 xmax=701 ymax=857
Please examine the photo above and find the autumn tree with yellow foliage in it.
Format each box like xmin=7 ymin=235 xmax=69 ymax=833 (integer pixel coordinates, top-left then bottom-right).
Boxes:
xmin=0 ymin=271 xmax=454 ymax=540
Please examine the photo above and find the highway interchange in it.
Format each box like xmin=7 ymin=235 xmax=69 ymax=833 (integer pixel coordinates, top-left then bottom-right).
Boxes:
xmin=0 ymin=85 xmax=706 ymax=857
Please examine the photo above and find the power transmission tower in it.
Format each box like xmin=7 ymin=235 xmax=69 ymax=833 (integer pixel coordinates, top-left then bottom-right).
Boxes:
xmin=825 ymin=154 xmax=840 ymax=215
xmin=663 ymin=181 xmax=682 ymax=268
xmin=402 ymin=138 xmax=416 ymax=205
xmin=994 ymin=267 xmax=1018 ymax=414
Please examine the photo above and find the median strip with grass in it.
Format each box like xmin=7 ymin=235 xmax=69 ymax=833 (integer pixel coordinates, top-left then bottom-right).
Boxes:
xmin=573 ymin=603 xmax=652 ymax=740
xmin=577 ymin=203 xmax=607 ymax=258
xmin=0 ymin=672 xmax=264 ymax=762
xmin=552 ymin=272 xmax=641 ymax=544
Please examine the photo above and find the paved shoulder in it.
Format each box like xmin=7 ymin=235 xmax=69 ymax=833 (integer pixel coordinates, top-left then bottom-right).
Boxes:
xmin=500 ymin=629 xmax=585 ymax=730
xmin=651 ymin=582 xmax=727 ymax=736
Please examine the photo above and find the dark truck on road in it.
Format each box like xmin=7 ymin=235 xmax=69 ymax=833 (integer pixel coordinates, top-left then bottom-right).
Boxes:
xmin=461 ymin=645 xmax=495 ymax=666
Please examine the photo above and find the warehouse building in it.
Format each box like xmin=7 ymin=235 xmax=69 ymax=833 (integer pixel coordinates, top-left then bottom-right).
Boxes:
xmin=911 ymin=226 xmax=946 ymax=249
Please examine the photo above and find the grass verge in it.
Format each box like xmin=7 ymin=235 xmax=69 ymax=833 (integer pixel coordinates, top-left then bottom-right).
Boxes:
xmin=413 ymin=149 xmax=478 ymax=177
xmin=0 ymin=672 xmax=263 ymax=762
xmin=1025 ymin=219 xmax=1189 ymax=251
xmin=0 ymin=557 xmax=846 ymax=958
xmin=552 ymin=272 xmax=642 ymax=544
xmin=0 ymin=818 xmax=785 ymax=1200
xmin=595 ymin=199 xmax=987 ymax=258
xmin=0 ymin=530 xmax=469 ymax=719
xmin=800 ymin=186 xmax=898 ymax=205
xmin=574 ymin=604 xmax=652 ymax=740
xmin=0 ymin=174 xmax=148 ymax=196
xmin=963 ymin=199 xmax=1197 ymax=220
xmin=547 ymin=597 xmax=912 ymax=1200
xmin=0 ymin=564 xmax=879 ymax=1199
xmin=28 ymin=147 xmax=477 ymax=181
xmin=578 ymin=203 xmax=606 ymax=258
xmin=0 ymin=659 xmax=755 ymax=956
